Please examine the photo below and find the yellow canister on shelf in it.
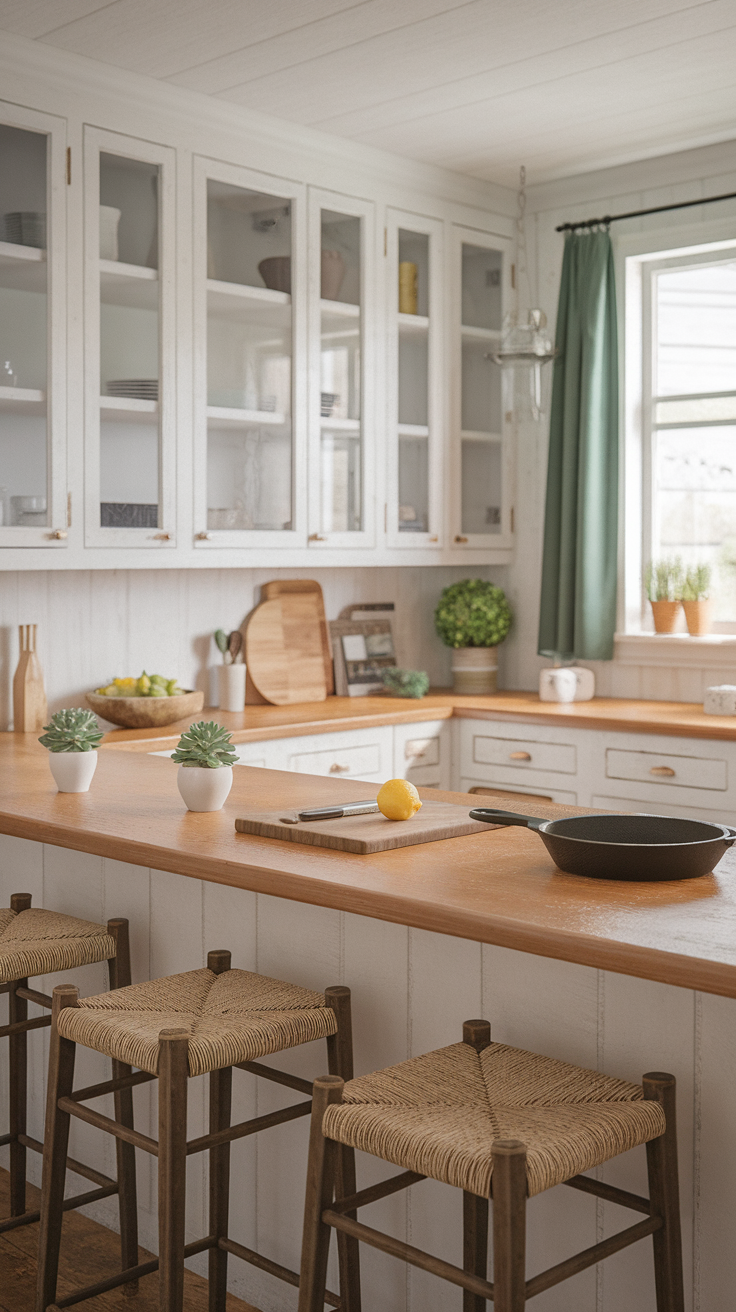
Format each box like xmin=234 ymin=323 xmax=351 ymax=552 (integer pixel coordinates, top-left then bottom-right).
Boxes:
xmin=399 ymin=261 xmax=418 ymax=315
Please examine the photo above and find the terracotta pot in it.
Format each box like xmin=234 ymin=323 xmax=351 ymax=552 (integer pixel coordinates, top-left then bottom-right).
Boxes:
xmin=650 ymin=600 xmax=681 ymax=634
xmin=683 ymin=598 xmax=713 ymax=636
xmin=451 ymin=646 xmax=498 ymax=695
xmin=48 ymin=750 xmax=98 ymax=793
xmin=258 ymin=256 xmax=291 ymax=293
xmin=321 ymin=249 xmax=345 ymax=300
xmin=177 ymin=765 xmax=233 ymax=813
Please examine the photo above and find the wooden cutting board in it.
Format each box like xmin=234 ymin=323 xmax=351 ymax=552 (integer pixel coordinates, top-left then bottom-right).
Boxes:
xmin=235 ymin=801 xmax=494 ymax=854
xmin=244 ymin=592 xmax=328 ymax=705
xmin=261 ymin=579 xmax=334 ymax=695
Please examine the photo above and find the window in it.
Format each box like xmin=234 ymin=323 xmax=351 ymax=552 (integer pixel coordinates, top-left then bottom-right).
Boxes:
xmin=637 ymin=244 xmax=736 ymax=627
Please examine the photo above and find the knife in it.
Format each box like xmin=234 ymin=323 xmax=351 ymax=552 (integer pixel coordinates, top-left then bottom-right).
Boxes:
xmin=280 ymin=801 xmax=380 ymax=824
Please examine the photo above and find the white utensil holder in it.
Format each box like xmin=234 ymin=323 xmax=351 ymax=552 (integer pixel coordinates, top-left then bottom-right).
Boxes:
xmin=218 ymin=663 xmax=246 ymax=712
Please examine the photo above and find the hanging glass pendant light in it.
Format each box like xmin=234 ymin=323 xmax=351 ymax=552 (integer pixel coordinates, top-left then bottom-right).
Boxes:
xmin=489 ymin=167 xmax=557 ymax=419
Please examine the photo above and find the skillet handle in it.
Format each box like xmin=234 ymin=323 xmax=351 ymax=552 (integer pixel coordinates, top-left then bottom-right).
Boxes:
xmin=724 ymin=826 xmax=736 ymax=845
xmin=469 ymin=808 xmax=545 ymax=831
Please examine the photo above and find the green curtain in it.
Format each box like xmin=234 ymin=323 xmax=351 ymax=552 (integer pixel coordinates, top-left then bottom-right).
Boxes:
xmin=538 ymin=229 xmax=619 ymax=662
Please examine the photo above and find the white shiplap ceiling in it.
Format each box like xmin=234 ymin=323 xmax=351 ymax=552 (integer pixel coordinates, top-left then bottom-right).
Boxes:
xmin=1 ymin=0 xmax=735 ymax=186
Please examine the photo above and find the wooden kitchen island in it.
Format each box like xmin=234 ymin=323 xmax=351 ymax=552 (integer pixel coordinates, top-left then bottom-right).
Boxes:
xmin=1 ymin=734 xmax=734 ymax=1312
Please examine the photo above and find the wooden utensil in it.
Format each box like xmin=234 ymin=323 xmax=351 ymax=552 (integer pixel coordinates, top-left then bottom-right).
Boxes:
xmin=261 ymin=579 xmax=334 ymax=694
xmin=13 ymin=624 xmax=47 ymax=733
xmin=227 ymin=630 xmax=243 ymax=664
xmin=245 ymin=591 xmax=329 ymax=705
xmin=235 ymin=801 xmax=494 ymax=854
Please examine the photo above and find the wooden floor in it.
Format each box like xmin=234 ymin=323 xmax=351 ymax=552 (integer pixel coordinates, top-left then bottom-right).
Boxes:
xmin=0 ymin=1169 xmax=257 ymax=1311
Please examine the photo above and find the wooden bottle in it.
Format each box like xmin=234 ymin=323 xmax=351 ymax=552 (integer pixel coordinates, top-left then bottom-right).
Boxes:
xmin=13 ymin=624 xmax=47 ymax=732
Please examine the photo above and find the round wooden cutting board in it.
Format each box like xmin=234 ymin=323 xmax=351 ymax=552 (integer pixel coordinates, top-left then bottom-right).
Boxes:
xmin=244 ymin=593 xmax=328 ymax=704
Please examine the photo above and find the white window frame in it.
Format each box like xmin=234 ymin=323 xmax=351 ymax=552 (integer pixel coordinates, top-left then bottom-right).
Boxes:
xmin=618 ymin=216 xmax=736 ymax=640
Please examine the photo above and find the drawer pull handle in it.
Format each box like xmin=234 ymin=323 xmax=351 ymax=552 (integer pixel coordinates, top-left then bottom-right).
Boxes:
xmin=509 ymin=751 xmax=532 ymax=761
xmin=650 ymin=765 xmax=676 ymax=777
xmin=329 ymin=763 xmax=351 ymax=773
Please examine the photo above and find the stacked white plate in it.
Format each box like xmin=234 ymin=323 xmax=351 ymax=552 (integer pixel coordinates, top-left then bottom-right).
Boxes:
xmin=1 ymin=211 xmax=46 ymax=247
xmin=107 ymin=379 xmax=158 ymax=401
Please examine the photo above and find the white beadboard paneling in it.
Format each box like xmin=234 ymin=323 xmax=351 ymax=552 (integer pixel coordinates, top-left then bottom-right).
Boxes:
xmin=695 ymin=991 xmax=736 ymax=1312
xmin=407 ymin=928 xmax=482 ymax=1312
xmin=202 ymin=880 xmax=257 ymax=969
xmin=102 ymin=856 xmax=151 ymax=983
xmin=0 ymin=834 xmax=45 ymax=1171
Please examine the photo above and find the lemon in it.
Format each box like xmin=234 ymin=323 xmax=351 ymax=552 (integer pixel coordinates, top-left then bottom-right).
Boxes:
xmin=377 ymin=778 xmax=422 ymax=821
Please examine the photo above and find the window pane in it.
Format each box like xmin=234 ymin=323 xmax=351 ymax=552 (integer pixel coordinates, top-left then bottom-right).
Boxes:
xmin=655 ymin=394 xmax=736 ymax=425
xmin=655 ymin=425 xmax=736 ymax=620
xmin=656 ymin=261 xmax=736 ymax=396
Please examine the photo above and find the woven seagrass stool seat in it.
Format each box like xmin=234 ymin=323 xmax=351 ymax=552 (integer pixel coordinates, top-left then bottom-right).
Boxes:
xmin=299 ymin=1019 xmax=685 ymax=1312
xmin=0 ymin=893 xmax=132 ymax=1245
xmin=37 ymin=951 xmax=360 ymax=1312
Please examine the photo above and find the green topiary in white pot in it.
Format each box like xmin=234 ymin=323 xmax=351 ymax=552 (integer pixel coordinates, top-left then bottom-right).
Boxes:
xmin=434 ymin=579 xmax=512 ymax=695
xmin=39 ymin=708 xmax=103 ymax=792
xmin=171 ymin=720 xmax=238 ymax=812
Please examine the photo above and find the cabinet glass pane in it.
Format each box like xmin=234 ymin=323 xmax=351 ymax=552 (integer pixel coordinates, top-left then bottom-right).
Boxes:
xmin=460 ymin=239 xmax=503 ymax=535
xmin=320 ymin=210 xmax=362 ymax=532
xmin=0 ymin=124 xmax=48 ymax=527
xmin=206 ymin=182 xmax=293 ymax=531
xmin=397 ymin=229 xmax=430 ymax=533
xmin=99 ymin=153 xmax=160 ymax=527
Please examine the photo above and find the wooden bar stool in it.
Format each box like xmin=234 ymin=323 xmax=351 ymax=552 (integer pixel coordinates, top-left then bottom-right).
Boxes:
xmin=0 ymin=892 xmax=135 ymax=1257
xmin=299 ymin=1019 xmax=684 ymax=1312
xmin=36 ymin=950 xmax=360 ymax=1312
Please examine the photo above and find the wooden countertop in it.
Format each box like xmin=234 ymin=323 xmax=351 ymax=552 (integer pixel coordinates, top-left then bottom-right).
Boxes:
xmin=4 ymin=735 xmax=736 ymax=1000
xmin=99 ymin=690 xmax=736 ymax=749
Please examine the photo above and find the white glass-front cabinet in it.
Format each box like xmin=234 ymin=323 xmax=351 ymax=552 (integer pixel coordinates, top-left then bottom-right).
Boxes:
xmin=193 ymin=158 xmax=306 ymax=549
xmin=0 ymin=105 xmax=67 ymax=547
xmin=83 ymin=128 xmax=176 ymax=548
xmin=308 ymin=189 xmax=376 ymax=549
xmin=452 ymin=226 xmax=513 ymax=550
xmin=386 ymin=209 xmax=443 ymax=547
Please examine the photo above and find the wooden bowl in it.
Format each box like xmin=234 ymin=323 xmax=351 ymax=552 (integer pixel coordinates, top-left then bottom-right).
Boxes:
xmin=86 ymin=689 xmax=204 ymax=729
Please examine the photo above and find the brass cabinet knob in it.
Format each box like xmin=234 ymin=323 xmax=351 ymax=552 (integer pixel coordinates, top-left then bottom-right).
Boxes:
xmin=454 ymin=535 xmax=468 ymax=543
xmin=49 ymin=529 xmax=68 ymax=540
xmin=196 ymin=531 xmax=212 ymax=540
xmin=509 ymin=751 xmax=532 ymax=761
xmin=429 ymin=535 xmax=439 ymax=543
xmin=329 ymin=763 xmax=350 ymax=773
xmin=650 ymin=765 xmax=676 ymax=777
xmin=150 ymin=532 xmax=171 ymax=541
xmin=309 ymin=533 xmax=327 ymax=542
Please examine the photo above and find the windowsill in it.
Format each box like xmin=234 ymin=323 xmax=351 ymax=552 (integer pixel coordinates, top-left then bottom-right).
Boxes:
xmin=615 ymin=632 xmax=736 ymax=667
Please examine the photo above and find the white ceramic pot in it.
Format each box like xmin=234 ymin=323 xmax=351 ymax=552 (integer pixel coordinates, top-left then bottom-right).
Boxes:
xmin=218 ymin=663 xmax=246 ymax=713
xmin=451 ymin=647 xmax=498 ymax=695
xmin=177 ymin=765 xmax=233 ymax=812
xmin=48 ymin=750 xmax=98 ymax=793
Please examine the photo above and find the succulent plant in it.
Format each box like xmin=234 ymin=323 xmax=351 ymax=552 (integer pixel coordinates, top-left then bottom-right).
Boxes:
xmin=434 ymin=579 xmax=512 ymax=649
xmin=381 ymin=668 xmax=430 ymax=699
xmin=171 ymin=720 xmax=238 ymax=769
xmin=39 ymin=709 xmax=103 ymax=754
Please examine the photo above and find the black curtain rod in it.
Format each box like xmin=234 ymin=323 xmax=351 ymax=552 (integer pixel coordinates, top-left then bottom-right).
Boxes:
xmin=556 ymin=188 xmax=736 ymax=233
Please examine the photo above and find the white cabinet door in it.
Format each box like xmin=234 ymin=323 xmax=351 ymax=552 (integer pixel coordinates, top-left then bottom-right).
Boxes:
xmin=285 ymin=726 xmax=392 ymax=784
xmin=393 ymin=719 xmax=451 ymax=789
xmin=0 ymin=103 xmax=68 ymax=548
xmin=459 ymin=718 xmax=582 ymax=798
xmin=83 ymin=127 xmax=177 ymax=550
xmin=192 ymin=156 xmax=307 ymax=552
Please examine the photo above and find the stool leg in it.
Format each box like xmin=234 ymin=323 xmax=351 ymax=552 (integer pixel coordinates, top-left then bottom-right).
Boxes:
xmin=492 ymin=1140 xmax=527 ymax=1312
xmin=643 ymin=1073 xmax=685 ymax=1312
xmin=35 ymin=985 xmax=79 ymax=1312
xmin=107 ymin=919 xmax=139 ymax=1290
xmin=325 ymin=986 xmax=361 ymax=1312
xmin=8 ymin=976 xmax=28 ymax=1216
xmin=463 ymin=1191 xmax=489 ymax=1311
xmin=158 ymin=1029 xmax=189 ymax=1312
xmin=298 ymin=1076 xmax=344 ymax=1312
xmin=208 ymin=1064 xmax=233 ymax=1312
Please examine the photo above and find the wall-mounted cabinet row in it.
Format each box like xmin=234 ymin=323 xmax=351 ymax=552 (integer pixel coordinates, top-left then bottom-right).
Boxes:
xmin=0 ymin=102 xmax=513 ymax=564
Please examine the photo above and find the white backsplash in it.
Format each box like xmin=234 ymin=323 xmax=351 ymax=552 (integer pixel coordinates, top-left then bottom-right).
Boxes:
xmin=2 ymin=565 xmax=501 ymax=729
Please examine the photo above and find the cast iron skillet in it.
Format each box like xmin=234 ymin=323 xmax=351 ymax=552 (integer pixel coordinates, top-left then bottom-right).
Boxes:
xmin=468 ymin=808 xmax=736 ymax=881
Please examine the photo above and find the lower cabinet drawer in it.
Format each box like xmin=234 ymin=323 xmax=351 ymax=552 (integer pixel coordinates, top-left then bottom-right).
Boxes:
xmin=472 ymin=734 xmax=576 ymax=775
xmin=606 ymin=748 xmax=727 ymax=792
xmin=288 ymin=741 xmax=383 ymax=779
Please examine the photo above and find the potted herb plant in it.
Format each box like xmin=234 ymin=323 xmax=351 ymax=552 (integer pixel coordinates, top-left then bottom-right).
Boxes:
xmin=682 ymin=562 xmax=713 ymax=636
xmin=171 ymin=720 xmax=238 ymax=812
xmin=644 ymin=557 xmax=684 ymax=633
xmin=39 ymin=708 xmax=103 ymax=793
xmin=434 ymin=579 xmax=512 ymax=694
